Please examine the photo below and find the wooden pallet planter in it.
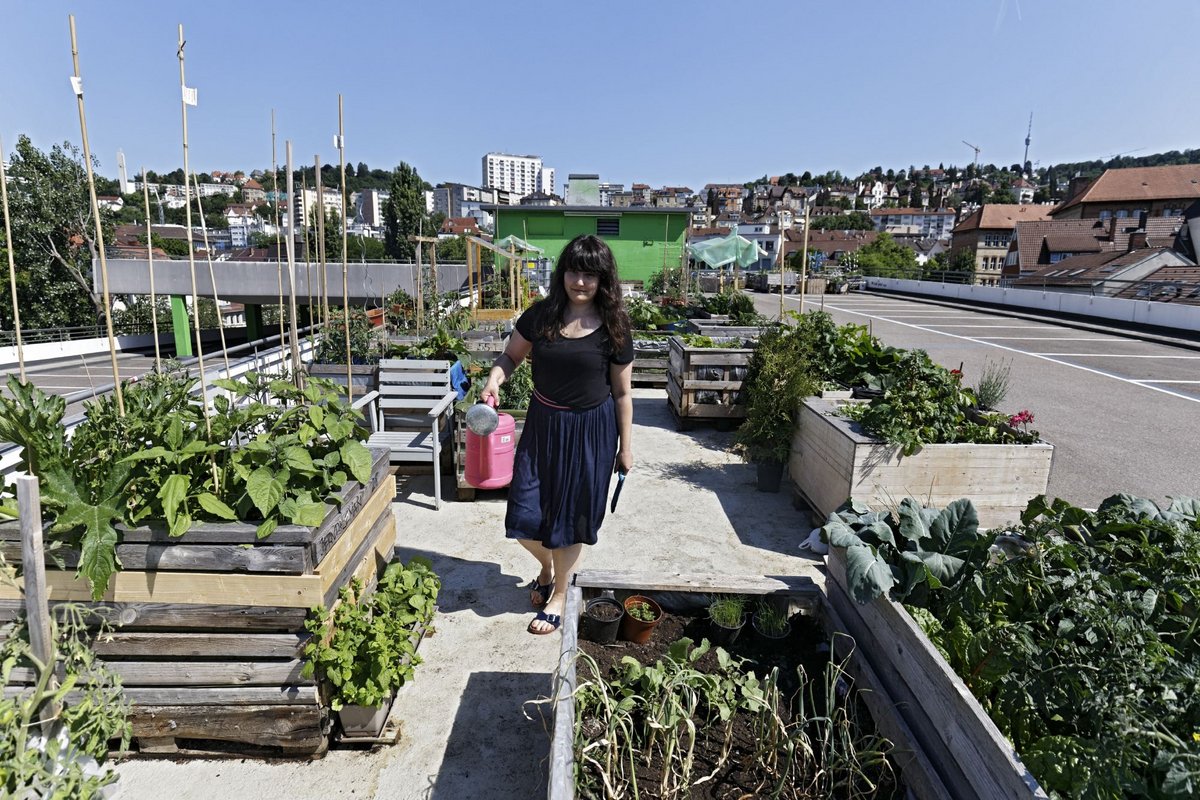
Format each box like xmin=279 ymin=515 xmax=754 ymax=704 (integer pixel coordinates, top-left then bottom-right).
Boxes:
xmin=453 ymin=407 xmax=527 ymax=501
xmin=1 ymin=447 xmax=398 ymax=758
xmin=824 ymin=549 xmax=1047 ymax=799
xmin=548 ymin=569 xmax=953 ymax=800
xmin=790 ymin=396 xmax=1054 ymax=528
xmin=665 ymin=335 xmax=754 ymax=429
xmin=307 ymin=363 xmax=380 ymax=395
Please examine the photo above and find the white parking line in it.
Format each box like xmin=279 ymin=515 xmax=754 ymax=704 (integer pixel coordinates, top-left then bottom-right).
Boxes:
xmin=1030 ymin=353 xmax=1200 ymax=358
xmin=1136 ymin=380 xmax=1200 ymax=383
xmin=971 ymin=337 xmax=1116 ymax=341
xmin=920 ymin=324 xmax=1052 ymax=329
xmin=792 ymin=296 xmax=1200 ymax=404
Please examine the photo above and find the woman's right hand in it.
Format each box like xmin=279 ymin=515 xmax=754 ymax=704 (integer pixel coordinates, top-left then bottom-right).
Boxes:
xmin=480 ymin=379 xmax=502 ymax=407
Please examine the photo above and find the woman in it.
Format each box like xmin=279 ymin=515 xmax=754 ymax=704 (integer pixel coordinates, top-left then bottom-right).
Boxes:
xmin=481 ymin=234 xmax=634 ymax=635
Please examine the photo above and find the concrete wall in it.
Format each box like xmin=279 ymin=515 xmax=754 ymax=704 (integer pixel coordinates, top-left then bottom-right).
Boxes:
xmin=98 ymin=260 xmax=470 ymax=305
xmin=0 ymin=331 xmax=228 ymax=370
xmin=865 ymin=277 xmax=1200 ymax=332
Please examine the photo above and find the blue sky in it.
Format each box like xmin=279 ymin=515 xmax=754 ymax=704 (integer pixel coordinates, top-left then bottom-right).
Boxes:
xmin=2 ymin=1 xmax=1198 ymax=192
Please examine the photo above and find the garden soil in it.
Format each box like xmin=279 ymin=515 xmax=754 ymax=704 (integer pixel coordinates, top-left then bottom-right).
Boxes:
xmin=113 ymin=389 xmax=824 ymax=800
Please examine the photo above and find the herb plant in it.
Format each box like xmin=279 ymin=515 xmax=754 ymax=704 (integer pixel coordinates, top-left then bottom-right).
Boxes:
xmin=707 ymin=595 xmax=747 ymax=628
xmin=313 ymin=307 xmax=379 ymax=365
xmin=973 ymin=358 xmax=1011 ymax=410
xmin=735 ymin=320 xmax=820 ymax=463
xmin=752 ymin=602 xmax=791 ymax=637
xmin=626 ymin=600 xmax=659 ymax=623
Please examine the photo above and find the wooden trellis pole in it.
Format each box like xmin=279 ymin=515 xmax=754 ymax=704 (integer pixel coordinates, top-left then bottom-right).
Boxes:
xmin=336 ymin=94 xmax=352 ymax=401
xmin=315 ymin=155 xmax=329 ymax=326
xmin=413 ymin=224 xmax=424 ymax=333
xmin=271 ymin=110 xmax=286 ymax=347
xmin=300 ymin=172 xmax=314 ymax=328
xmin=69 ymin=15 xmax=123 ymax=415
xmin=141 ymin=167 xmax=162 ymax=371
xmin=17 ymin=474 xmax=59 ymax=730
xmin=284 ymin=143 xmax=304 ymax=387
xmin=176 ymin=22 xmax=209 ymax=433
xmin=798 ymin=203 xmax=811 ymax=317
xmin=191 ymin=174 xmax=231 ymax=374
xmin=0 ymin=135 xmax=26 ymax=382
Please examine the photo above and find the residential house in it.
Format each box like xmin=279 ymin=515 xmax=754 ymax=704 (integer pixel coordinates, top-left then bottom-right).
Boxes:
xmin=650 ymin=186 xmax=693 ymax=208
xmin=1004 ymin=214 xmax=1186 ymax=282
xmin=736 ymin=221 xmax=780 ymax=271
xmin=630 ymin=183 xmax=650 ymax=205
xmin=1013 ymin=240 xmax=1195 ymax=299
xmin=519 ymin=191 xmax=563 ymax=206
xmin=355 ymin=188 xmax=389 ymax=227
xmin=440 ymin=217 xmax=481 ymax=237
xmin=869 ymin=208 xmax=957 ymax=240
xmin=598 ymin=182 xmax=624 ymax=207
xmin=950 ymin=204 xmax=1054 ymax=285
xmin=785 ymin=229 xmax=879 ymax=265
xmin=1050 ymin=164 xmax=1200 ymax=220
xmin=1012 ymin=178 xmax=1036 ymax=205
xmin=481 ymin=152 xmax=554 ymax=201
xmin=97 ymin=196 xmax=124 ymax=212
xmin=293 ymin=186 xmax=346 ymax=228
xmin=241 ymin=178 xmax=266 ymax=205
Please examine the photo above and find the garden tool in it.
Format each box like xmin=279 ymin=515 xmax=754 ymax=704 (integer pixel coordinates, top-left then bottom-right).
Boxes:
xmin=610 ymin=470 xmax=627 ymax=513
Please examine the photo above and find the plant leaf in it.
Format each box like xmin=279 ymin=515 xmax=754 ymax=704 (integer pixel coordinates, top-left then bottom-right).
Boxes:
xmin=246 ymin=467 xmax=284 ymax=516
xmin=157 ymin=473 xmax=190 ymax=530
xmin=823 ymin=518 xmax=864 ymax=549
xmin=196 ymin=492 xmax=237 ymax=520
xmin=929 ymin=498 xmax=980 ymax=550
xmin=340 ymin=440 xmax=372 ymax=485
xmin=897 ymin=497 xmax=930 ymax=545
xmin=282 ymin=446 xmax=316 ymax=474
xmin=256 ymin=517 xmax=278 ymax=540
xmin=843 ymin=544 xmax=895 ymax=604
xmin=290 ymin=501 xmax=328 ymax=527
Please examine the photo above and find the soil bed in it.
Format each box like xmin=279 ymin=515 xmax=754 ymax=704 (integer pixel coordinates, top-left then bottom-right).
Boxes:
xmin=575 ymin=612 xmax=903 ymax=799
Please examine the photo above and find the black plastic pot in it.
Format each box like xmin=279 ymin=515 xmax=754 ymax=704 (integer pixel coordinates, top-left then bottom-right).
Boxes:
xmin=579 ymin=597 xmax=623 ymax=644
xmin=751 ymin=613 xmax=792 ymax=643
xmin=756 ymin=460 xmax=785 ymax=493
xmin=709 ymin=617 xmax=745 ymax=647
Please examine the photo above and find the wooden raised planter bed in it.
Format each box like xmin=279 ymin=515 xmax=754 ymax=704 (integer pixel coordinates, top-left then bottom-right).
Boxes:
xmin=0 ymin=447 xmax=397 ymax=758
xmin=630 ymin=333 xmax=670 ymax=388
xmin=790 ymin=396 xmax=1053 ymax=528
xmin=665 ymin=335 xmax=754 ymax=430
xmin=549 ymin=569 xmax=954 ymax=800
xmin=824 ymin=549 xmax=1047 ymax=799
xmin=306 ymin=363 xmax=380 ymax=395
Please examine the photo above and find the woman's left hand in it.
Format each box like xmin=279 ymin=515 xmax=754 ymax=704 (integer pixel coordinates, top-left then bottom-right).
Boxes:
xmin=616 ymin=449 xmax=634 ymax=474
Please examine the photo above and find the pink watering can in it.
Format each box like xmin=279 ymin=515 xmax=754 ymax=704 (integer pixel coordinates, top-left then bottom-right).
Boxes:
xmin=464 ymin=396 xmax=516 ymax=490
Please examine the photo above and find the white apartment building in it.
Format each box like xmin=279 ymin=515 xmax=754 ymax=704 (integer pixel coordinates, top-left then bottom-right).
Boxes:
xmin=292 ymin=186 xmax=346 ymax=229
xmin=354 ymin=188 xmax=389 ymax=227
xmin=482 ymin=152 xmax=555 ymax=200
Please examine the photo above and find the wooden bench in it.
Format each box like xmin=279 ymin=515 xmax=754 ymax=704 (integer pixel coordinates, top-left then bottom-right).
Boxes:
xmin=365 ymin=359 xmax=457 ymax=510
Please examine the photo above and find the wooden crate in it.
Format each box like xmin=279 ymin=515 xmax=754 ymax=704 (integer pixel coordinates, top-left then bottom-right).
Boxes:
xmin=790 ymin=396 xmax=1053 ymax=528
xmin=548 ymin=569 xmax=954 ymax=800
xmin=453 ymin=407 xmax=527 ymax=501
xmin=1 ymin=448 xmax=398 ymax=757
xmin=306 ymin=363 xmax=379 ymax=395
xmin=665 ymin=335 xmax=754 ymax=429
xmin=824 ymin=549 xmax=1047 ymax=799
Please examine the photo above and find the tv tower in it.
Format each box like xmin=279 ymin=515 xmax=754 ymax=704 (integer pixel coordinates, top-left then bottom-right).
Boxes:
xmin=1023 ymin=113 xmax=1033 ymax=174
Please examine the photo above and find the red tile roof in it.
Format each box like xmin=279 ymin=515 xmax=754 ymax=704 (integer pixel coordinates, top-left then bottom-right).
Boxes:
xmin=1052 ymin=164 xmax=1200 ymax=215
xmin=954 ymin=203 xmax=1053 ymax=233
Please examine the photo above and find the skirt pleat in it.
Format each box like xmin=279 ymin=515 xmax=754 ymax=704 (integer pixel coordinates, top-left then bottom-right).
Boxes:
xmin=505 ymin=395 xmax=617 ymax=549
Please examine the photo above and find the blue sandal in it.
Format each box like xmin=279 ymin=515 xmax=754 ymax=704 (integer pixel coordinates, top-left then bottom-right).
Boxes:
xmin=527 ymin=610 xmax=562 ymax=635
xmin=526 ymin=578 xmax=553 ymax=608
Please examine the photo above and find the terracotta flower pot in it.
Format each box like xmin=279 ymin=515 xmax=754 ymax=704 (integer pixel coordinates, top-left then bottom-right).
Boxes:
xmin=618 ymin=595 xmax=663 ymax=644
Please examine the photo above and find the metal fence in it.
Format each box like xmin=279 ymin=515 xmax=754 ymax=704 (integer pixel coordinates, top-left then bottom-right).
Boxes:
xmin=1002 ymin=276 xmax=1200 ymax=305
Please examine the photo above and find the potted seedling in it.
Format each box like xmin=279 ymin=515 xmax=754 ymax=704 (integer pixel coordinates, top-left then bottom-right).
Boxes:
xmin=618 ymin=595 xmax=663 ymax=644
xmin=707 ymin=595 xmax=747 ymax=646
xmin=751 ymin=601 xmax=791 ymax=643
xmin=579 ymin=596 xmax=624 ymax=644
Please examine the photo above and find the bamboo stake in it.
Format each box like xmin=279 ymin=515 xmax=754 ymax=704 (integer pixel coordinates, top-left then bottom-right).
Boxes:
xmin=414 ymin=221 xmax=424 ymax=333
xmin=69 ymin=15 xmax=123 ymax=415
xmin=508 ymin=243 xmax=517 ymax=311
xmin=284 ymin=143 xmax=303 ymax=387
xmin=190 ymin=175 xmax=231 ymax=374
xmin=176 ymin=23 xmax=209 ymax=433
xmin=141 ymin=167 xmax=161 ymax=371
xmin=429 ymin=242 xmax=438 ymax=313
xmin=301 ymin=171 xmax=314 ymax=329
xmin=0 ymin=136 xmax=26 ymax=382
xmin=315 ymin=155 xmax=329 ymax=326
xmin=778 ymin=219 xmax=785 ymax=321
xmin=336 ymin=95 xmax=352 ymax=401
xmin=798 ymin=203 xmax=811 ymax=318
xmin=271 ymin=110 xmax=286 ymax=349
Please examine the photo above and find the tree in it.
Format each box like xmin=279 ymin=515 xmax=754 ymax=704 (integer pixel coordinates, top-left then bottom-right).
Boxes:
xmin=0 ymin=136 xmax=108 ymax=329
xmin=854 ymin=233 xmax=919 ymax=279
xmin=706 ymin=188 xmax=718 ymax=216
xmin=383 ymin=162 xmax=434 ymax=261
xmin=809 ymin=212 xmax=873 ymax=231
xmin=356 ymin=162 xmax=369 ymax=178
xmin=991 ymin=185 xmax=1016 ymax=204
xmin=909 ymin=186 xmax=923 ymax=208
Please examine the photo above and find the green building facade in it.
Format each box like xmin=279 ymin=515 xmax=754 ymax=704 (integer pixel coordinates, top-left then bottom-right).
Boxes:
xmin=488 ymin=205 xmax=693 ymax=285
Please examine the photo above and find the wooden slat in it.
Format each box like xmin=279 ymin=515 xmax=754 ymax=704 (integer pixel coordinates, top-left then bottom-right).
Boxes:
xmin=3 ymin=684 xmax=318 ymax=705
xmin=573 ymin=569 xmax=823 ymax=595
xmin=825 ymin=549 xmax=1046 ymax=799
xmin=0 ymin=600 xmax=309 ymax=630
xmin=379 ymin=384 xmax=451 ymax=396
xmin=6 ymin=659 xmax=311 ymax=687
xmin=549 ymin=583 xmax=582 ymax=800
xmin=379 ymin=371 xmax=451 ymax=385
xmin=128 ymin=704 xmax=327 ymax=750
xmin=92 ymin=632 xmax=307 ymax=658
xmin=321 ymin=506 xmax=395 ymax=608
xmin=0 ymin=477 xmax=395 ymax=608
xmin=378 ymin=358 xmax=450 ymax=370
xmin=0 ymin=542 xmax=311 ymax=575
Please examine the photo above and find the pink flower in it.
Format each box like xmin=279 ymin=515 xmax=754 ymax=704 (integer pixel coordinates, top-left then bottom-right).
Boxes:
xmin=1008 ymin=410 xmax=1035 ymax=428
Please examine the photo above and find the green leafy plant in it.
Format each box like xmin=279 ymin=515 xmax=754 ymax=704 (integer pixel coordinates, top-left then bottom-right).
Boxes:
xmin=302 ymin=557 xmax=440 ymax=711
xmin=707 ymin=595 xmax=747 ymax=628
xmin=909 ymin=493 xmax=1200 ymax=798
xmin=735 ymin=320 xmax=821 ymax=463
xmin=752 ymin=602 xmax=791 ymax=637
xmin=313 ymin=307 xmax=379 ymax=364
xmin=0 ymin=589 xmax=131 ymax=799
xmin=626 ymin=600 xmax=659 ymax=623
xmin=823 ymin=496 xmax=992 ymax=605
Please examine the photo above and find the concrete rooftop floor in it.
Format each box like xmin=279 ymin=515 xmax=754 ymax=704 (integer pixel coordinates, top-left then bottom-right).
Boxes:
xmin=113 ymin=387 xmax=823 ymax=800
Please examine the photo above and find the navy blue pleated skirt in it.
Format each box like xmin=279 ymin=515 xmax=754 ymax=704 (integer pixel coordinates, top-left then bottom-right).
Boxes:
xmin=505 ymin=393 xmax=618 ymax=549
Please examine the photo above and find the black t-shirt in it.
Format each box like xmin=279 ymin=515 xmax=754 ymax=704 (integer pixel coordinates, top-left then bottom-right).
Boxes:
xmin=514 ymin=302 xmax=634 ymax=409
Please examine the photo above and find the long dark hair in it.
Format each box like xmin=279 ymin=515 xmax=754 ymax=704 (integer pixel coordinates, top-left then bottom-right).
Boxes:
xmin=537 ymin=234 xmax=629 ymax=350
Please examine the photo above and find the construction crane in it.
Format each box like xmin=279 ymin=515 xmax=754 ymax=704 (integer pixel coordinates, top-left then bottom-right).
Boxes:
xmin=962 ymin=140 xmax=981 ymax=174
xmin=1106 ymin=147 xmax=1145 ymax=163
